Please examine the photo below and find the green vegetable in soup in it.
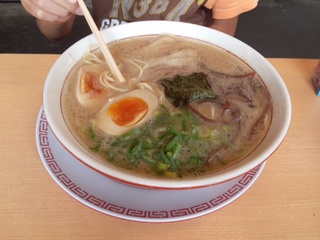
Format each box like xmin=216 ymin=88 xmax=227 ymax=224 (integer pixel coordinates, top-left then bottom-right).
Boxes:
xmin=86 ymin=105 xmax=235 ymax=178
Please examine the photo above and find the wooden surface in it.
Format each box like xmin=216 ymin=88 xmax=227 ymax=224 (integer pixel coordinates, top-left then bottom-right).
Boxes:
xmin=0 ymin=55 xmax=319 ymax=239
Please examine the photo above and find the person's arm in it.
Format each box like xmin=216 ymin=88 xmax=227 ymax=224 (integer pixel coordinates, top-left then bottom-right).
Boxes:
xmin=208 ymin=16 xmax=238 ymax=36
xmin=21 ymin=0 xmax=82 ymax=40
xmin=204 ymin=0 xmax=258 ymax=36
xmin=36 ymin=16 xmax=76 ymax=41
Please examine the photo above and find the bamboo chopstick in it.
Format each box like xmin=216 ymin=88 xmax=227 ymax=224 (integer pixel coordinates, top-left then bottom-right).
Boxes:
xmin=77 ymin=0 xmax=125 ymax=83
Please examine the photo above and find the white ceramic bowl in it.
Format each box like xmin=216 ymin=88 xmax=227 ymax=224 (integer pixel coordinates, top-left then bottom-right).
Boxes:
xmin=43 ymin=21 xmax=291 ymax=189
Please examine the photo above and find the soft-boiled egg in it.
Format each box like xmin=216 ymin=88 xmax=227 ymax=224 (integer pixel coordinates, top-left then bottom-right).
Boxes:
xmin=96 ymin=89 xmax=158 ymax=136
xmin=76 ymin=66 xmax=107 ymax=108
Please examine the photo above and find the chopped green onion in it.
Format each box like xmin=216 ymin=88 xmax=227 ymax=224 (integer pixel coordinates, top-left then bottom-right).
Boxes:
xmin=165 ymin=135 xmax=180 ymax=152
xmin=158 ymin=162 xmax=170 ymax=171
xmin=87 ymin=126 xmax=96 ymax=140
xmin=171 ymin=143 xmax=182 ymax=160
xmin=129 ymin=140 xmax=142 ymax=155
xmin=160 ymin=150 xmax=171 ymax=164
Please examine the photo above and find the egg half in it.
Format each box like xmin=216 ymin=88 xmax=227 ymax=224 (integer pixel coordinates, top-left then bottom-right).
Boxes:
xmin=96 ymin=89 xmax=158 ymax=136
xmin=76 ymin=65 xmax=107 ymax=108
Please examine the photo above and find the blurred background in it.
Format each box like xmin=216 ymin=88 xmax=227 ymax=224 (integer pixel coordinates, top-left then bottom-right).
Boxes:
xmin=1 ymin=0 xmax=319 ymax=58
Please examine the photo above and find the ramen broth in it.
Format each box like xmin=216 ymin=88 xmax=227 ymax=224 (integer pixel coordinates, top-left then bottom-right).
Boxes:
xmin=62 ymin=35 xmax=272 ymax=179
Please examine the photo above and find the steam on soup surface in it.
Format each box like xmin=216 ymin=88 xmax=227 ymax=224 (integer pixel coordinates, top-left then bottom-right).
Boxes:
xmin=62 ymin=35 xmax=272 ymax=179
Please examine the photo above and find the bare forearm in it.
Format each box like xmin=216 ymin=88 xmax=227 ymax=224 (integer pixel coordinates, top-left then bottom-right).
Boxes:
xmin=36 ymin=15 xmax=76 ymax=41
xmin=209 ymin=16 xmax=239 ymax=36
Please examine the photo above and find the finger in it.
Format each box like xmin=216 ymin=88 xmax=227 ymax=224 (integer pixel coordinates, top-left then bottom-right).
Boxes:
xmin=66 ymin=0 xmax=77 ymax=4
xmin=21 ymin=1 xmax=59 ymax=21
xmin=37 ymin=0 xmax=76 ymax=16
xmin=22 ymin=0 xmax=79 ymax=22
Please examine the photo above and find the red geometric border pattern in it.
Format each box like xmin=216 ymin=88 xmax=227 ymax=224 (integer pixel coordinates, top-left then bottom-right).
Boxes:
xmin=171 ymin=208 xmax=191 ymax=217
xmin=37 ymin=111 xmax=260 ymax=219
xmin=104 ymin=204 xmax=126 ymax=214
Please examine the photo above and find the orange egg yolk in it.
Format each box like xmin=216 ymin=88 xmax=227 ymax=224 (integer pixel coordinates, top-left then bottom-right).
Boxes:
xmin=107 ymin=97 xmax=149 ymax=127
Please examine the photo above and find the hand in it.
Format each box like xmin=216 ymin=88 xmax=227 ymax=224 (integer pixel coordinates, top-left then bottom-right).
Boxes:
xmin=21 ymin=0 xmax=83 ymax=23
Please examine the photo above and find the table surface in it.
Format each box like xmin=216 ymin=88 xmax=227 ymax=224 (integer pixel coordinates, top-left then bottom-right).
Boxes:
xmin=1 ymin=55 xmax=319 ymax=240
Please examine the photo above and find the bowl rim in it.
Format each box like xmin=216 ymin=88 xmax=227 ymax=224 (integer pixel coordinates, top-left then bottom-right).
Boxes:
xmin=43 ymin=20 xmax=292 ymax=189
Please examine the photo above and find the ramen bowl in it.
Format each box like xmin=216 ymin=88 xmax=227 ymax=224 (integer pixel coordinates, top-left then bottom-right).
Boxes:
xmin=43 ymin=21 xmax=291 ymax=189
